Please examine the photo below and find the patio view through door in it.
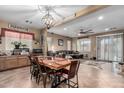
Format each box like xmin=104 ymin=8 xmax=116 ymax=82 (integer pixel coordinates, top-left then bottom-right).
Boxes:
xmin=97 ymin=33 xmax=123 ymax=62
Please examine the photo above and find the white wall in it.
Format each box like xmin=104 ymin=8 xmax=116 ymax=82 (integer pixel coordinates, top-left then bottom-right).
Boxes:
xmin=47 ymin=32 xmax=72 ymax=51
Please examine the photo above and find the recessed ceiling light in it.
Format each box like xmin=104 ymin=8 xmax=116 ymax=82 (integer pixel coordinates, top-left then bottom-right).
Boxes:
xmin=25 ymin=20 xmax=29 ymax=23
xmin=42 ymin=11 xmax=46 ymax=13
xmin=64 ymin=28 xmax=67 ymax=30
xmin=25 ymin=20 xmax=32 ymax=24
xmin=98 ymin=16 xmax=104 ymax=20
xmin=105 ymin=28 xmax=109 ymax=31
xmin=78 ymin=33 xmax=81 ymax=36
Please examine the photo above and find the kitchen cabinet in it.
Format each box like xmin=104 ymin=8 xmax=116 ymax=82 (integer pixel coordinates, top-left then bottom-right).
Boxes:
xmin=0 ymin=55 xmax=30 ymax=71
xmin=0 ymin=57 xmax=5 ymax=70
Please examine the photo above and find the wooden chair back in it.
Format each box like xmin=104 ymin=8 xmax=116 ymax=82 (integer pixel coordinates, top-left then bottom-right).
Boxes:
xmin=68 ymin=60 xmax=80 ymax=79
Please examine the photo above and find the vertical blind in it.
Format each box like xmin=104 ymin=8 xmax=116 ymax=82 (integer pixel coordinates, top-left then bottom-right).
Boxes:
xmin=97 ymin=33 xmax=123 ymax=62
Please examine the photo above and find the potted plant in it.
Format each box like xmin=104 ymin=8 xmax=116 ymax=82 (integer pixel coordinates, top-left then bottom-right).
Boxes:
xmin=21 ymin=44 xmax=27 ymax=49
xmin=11 ymin=41 xmax=22 ymax=49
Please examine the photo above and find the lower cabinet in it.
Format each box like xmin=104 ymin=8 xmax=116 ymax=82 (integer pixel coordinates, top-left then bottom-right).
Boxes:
xmin=0 ymin=57 xmax=5 ymax=70
xmin=5 ymin=58 xmax=17 ymax=69
xmin=18 ymin=56 xmax=28 ymax=67
xmin=27 ymin=60 xmax=30 ymax=65
xmin=0 ymin=55 xmax=29 ymax=71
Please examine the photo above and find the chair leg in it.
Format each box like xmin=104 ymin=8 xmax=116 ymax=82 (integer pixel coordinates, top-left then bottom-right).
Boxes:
xmin=31 ymin=74 xmax=33 ymax=80
xmin=37 ymin=75 xmax=40 ymax=85
xmin=76 ymin=74 xmax=79 ymax=88
xmin=30 ymin=66 xmax=32 ymax=73
xmin=35 ymin=71 xmax=39 ymax=83
xmin=37 ymin=74 xmax=47 ymax=88
xmin=31 ymin=70 xmax=34 ymax=80
xmin=36 ymin=74 xmax=38 ymax=83
xmin=67 ymin=79 xmax=70 ymax=88
xmin=42 ymin=74 xmax=47 ymax=88
xmin=48 ymin=75 xmax=51 ymax=81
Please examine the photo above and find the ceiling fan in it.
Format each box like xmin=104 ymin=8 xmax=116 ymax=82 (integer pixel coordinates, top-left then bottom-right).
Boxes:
xmin=79 ymin=28 xmax=94 ymax=34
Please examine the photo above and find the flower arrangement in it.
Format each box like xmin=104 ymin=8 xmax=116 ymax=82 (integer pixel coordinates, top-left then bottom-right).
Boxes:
xmin=11 ymin=41 xmax=27 ymax=49
xmin=11 ymin=41 xmax=22 ymax=49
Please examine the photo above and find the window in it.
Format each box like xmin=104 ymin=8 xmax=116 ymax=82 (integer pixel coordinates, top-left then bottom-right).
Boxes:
xmin=67 ymin=40 xmax=71 ymax=50
xmin=77 ymin=39 xmax=91 ymax=52
xmin=3 ymin=29 xmax=33 ymax=51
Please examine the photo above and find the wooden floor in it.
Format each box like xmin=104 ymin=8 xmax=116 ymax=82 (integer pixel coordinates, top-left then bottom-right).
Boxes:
xmin=0 ymin=60 xmax=124 ymax=88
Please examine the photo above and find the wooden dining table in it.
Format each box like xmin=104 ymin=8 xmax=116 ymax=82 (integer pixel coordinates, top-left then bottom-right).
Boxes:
xmin=40 ymin=59 xmax=71 ymax=70
xmin=35 ymin=56 xmax=71 ymax=87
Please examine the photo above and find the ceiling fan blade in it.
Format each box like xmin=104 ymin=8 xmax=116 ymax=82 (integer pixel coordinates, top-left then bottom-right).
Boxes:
xmin=80 ymin=32 xmax=86 ymax=34
xmin=51 ymin=9 xmax=65 ymax=19
xmin=89 ymin=31 xmax=94 ymax=33
xmin=80 ymin=31 xmax=93 ymax=34
xmin=52 ymin=5 xmax=83 ymax=9
xmin=86 ymin=29 xmax=92 ymax=32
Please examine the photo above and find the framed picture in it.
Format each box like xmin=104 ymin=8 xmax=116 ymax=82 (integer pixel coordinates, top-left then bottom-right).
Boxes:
xmin=58 ymin=39 xmax=64 ymax=46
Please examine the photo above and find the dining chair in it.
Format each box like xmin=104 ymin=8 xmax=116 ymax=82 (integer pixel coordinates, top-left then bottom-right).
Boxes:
xmin=35 ymin=58 xmax=48 ymax=88
xmin=34 ymin=57 xmax=54 ymax=88
xmin=59 ymin=60 xmax=80 ymax=88
xmin=28 ymin=55 xmax=39 ymax=81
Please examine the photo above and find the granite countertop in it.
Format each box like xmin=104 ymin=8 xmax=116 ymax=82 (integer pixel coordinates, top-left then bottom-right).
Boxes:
xmin=0 ymin=55 xmax=28 ymax=58
xmin=119 ymin=62 xmax=124 ymax=65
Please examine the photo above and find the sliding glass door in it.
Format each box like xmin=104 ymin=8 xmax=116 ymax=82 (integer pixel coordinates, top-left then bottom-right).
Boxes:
xmin=97 ymin=34 xmax=123 ymax=62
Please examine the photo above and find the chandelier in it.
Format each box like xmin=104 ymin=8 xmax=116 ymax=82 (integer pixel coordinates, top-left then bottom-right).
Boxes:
xmin=38 ymin=6 xmax=55 ymax=29
xmin=42 ymin=11 xmax=55 ymax=29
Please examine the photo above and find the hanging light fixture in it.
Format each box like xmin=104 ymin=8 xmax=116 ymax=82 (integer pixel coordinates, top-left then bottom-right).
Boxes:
xmin=38 ymin=5 xmax=55 ymax=29
xmin=42 ymin=10 xmax=55 ymax=29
